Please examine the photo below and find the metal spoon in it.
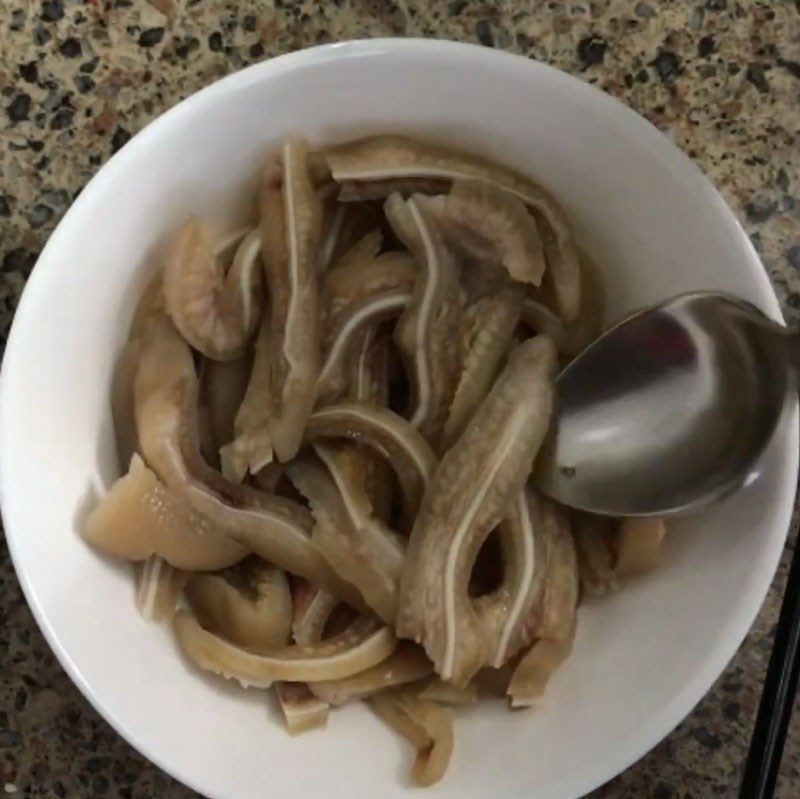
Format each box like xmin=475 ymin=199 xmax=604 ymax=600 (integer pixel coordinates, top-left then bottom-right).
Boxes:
xmin=534 ymin=291 xmax=795 ymax=517
xmin=534 ymin=290 xmax=799 ymax=799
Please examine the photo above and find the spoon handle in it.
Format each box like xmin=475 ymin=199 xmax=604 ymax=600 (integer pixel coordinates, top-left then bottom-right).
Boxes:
xmin=739 ymin=535 xmax=800 ymax=798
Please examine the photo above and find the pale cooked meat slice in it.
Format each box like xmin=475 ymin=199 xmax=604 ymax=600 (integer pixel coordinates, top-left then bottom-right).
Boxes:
xmin=367 ymin=689 xmax=454 ymax=787
xmin=397 ymin=336 xmax=557 ymax=686
xmin=286 ymin=445 xmax=403 ymax=624
xmin=430 ymin=179 xmax=546 ymax=286
xmin=348 ymin=331 xmax=395 ymax=522
xmin=275 ymin=682 xmax=330 ymax=734
xmin=507 ymin=502 xmax=578 ymax=707
xmin=304 ymin=402 xmax=438 ymax=521
xmin=202 ymin=353 xmax=251 ymax=454
xmin=133 ymin=316 xmax=359 ymax=605
xmin=219 ymin=315 xmax=273 ymax=483
xmin=506 ymin=631 xmax=575 ymax=709
xmin=324 ymin=248 xmax=417 ymax=323
xmin=185 ymin=559 xmax=292 ymax=651
xmin=134 ymin=556 xmax=188 ymax=622
xmin=325 ymin=135 xmax=581 ymax=319
xmin=327 ymin=227 xmax=383 ymax=276
xmin=173 ymin=610 xmax=396 ymax=686
xmin=522 ymin=248 xmax=606 ymax=355
xmin=337 ymin=176 xmax=450 ymax=202
xmin=111 ymin=339 xmax=142 ymax=470
xmin=318 ymin=288 xmax=411 ymax=404
xmin=163 ymin=220 xmax=262 ymax=360
xmin=83 ymin=453 xmax=246 ymax=570
xmin=615 ymin=517 xmax=666 ymax=577
xmin=442 ymin=285 xmax=524 ymax=448
xmin=311 ymin=643 xmax=432 ymax=706
xmin=573 ymin=512 xmax=620 ymax=596
xmin=418 ymin=678 xmax=478 ymax=706
xmin=475 ymin=488 xmax=552 ymax=668
xmin=128 ymin=271 xmax=165 ymax=342
xmin=385 ymin=193 xmax=462 ymax=446
xmin=291 ymin=579 xmax=339 ymax=645
xmin=260 ymin=139 xmax=323 ymax=461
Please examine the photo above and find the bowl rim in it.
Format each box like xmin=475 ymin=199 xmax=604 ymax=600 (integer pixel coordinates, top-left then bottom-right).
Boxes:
xmin=1 ymin=38 xmax=796 ymax=799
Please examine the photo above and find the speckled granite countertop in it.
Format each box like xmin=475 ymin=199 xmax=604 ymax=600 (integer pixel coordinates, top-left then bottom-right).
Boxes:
xmin=0 ymin=1 xmax=799 ymax=797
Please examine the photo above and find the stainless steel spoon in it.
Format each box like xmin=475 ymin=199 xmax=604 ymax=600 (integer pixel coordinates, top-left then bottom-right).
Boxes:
xmin=534 ymin=290 xmax=799 ymax=799
xmin=534 ymin=291 xmax=795 ymax=517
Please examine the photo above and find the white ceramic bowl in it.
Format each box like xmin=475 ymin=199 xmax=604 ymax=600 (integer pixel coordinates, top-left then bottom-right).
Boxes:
xmin=1 ymin=39 xmax=796 ymax=799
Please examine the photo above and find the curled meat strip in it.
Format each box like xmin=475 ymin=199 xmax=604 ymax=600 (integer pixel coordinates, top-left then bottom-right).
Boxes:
xmin=368 ymin=689 xmax=454 ymax=787
xmin=174 ymin=610 xmax=396 ymax=687
xmin=163 ymin=220 xmax=262 ymax=360
xmin=184 ymin=558 xmax=292 ymax=651
xmin=260 ymin=139 xmax=323 ymax=461
xmin=398 ymin=336 xmax=557 ymax=685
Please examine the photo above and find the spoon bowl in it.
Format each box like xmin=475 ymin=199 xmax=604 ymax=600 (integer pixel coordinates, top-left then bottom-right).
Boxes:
xmin=535 ymin=292 xmax=794 ymax=516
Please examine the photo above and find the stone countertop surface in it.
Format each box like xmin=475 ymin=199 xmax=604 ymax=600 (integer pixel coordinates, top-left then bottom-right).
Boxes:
xmin=0 ymin=1 xmax=799 ymax=797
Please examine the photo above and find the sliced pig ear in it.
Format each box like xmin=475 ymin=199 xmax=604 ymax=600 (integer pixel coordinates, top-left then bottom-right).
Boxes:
xmin=311 ymin=643 xmax=432 ymax=707
xmin=185 ymin=560 xmax=292 ymax=651
xmin=173 ymin=610 xmax=396 ymax=686
xmin=443 ymin=285 xmax=524 ymax=449
xmin=367 ymin=689 xmax=454 ymax=787
xmin=261 ymin=139 xmax=323 ymax=462
xmin=163 ymin=218 xmax=262 ymax=360
xmin=219 ymin=314 xmax=273 ymax=484
xmin=435 ymin=179 xmax=546 ymax=286
xmin=135 ymin=556 xmax=189 ymax=622
xmin=397 ymin=335 xmax=557 ymax=687
xmin=385 ymin=194 xmax=463 ymax=448
xmin=82 ymin=453 xmax=246 ymax=571
xmin=305 ymin=401 xmax=438 ymax=522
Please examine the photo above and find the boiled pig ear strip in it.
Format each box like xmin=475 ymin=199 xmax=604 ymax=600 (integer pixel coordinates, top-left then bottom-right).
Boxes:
xmin=260 ymin=139 xmax=323 ymax=462
xmin=304 ymin=402 xmax=437 ymax=522
xmin=398 ymin=336 xmax=557 ymax=686
xmin=367 ymin=689 xmax=454 ymax=787
xmin=184 ymin=559 xmax=292 ymax=651
xmin=134 ymin=556 xmax=188 ymax=622
xmin=219 ymin=314 xmax=274 ymax=483
xmin=521 ymin=248 xmax=606 ymax=356
xmin=111 ymin=339 xmax=142 ymax=470
xmin=201 ymin=353 xmax=251 ymax=457
xmin=275 ymin=682 xmax=330 ymax=734
xmin=174 ymin=609 xmax=396 ymax=687
xmin=573 ymin=512 xmax=620 ymax=596
xmin=311 ymin=643 xmax=432 ymax=706
xmin=133 ymin=316 xmax=360 ymax=606
xmin=442 ymin=285 xmax=524 ymax=449
xmin=348 ymin=331 xmax=396 ymax=522
xmin=286 ymin=446 xmax=402 ymax=625
xmin=163 ymin=219 xmax=262 ymax=360
xmin=83 ymin=453 xmax=247 ymax=571
xmin=324 ymin=247 xmax=417 ymax=324
xmin=615 ymin=517 xmax=666 ymax=577
xmin=384 ymin=193 xmax=463 ymax=447
xmin=317 ymin=287 xmax=411 ymax=405
xmin=291 ymin=579 xmax=339 ymax=646
xmin=325 ymin=134 xmax=581 ymax=319
xmin=507 ymin=501 xmax=578 ymax=708
xmin=475 ymin=487 xmax=551 ymax=669
xmin=430 ymin=179 xmax=546 ymax=286
xmin=418 ymin=677 xmax=478 ymax=706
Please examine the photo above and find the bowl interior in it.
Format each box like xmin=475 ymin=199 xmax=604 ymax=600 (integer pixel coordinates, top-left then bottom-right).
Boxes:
xmin=1 ymin=40 xmax=796 ymax=799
